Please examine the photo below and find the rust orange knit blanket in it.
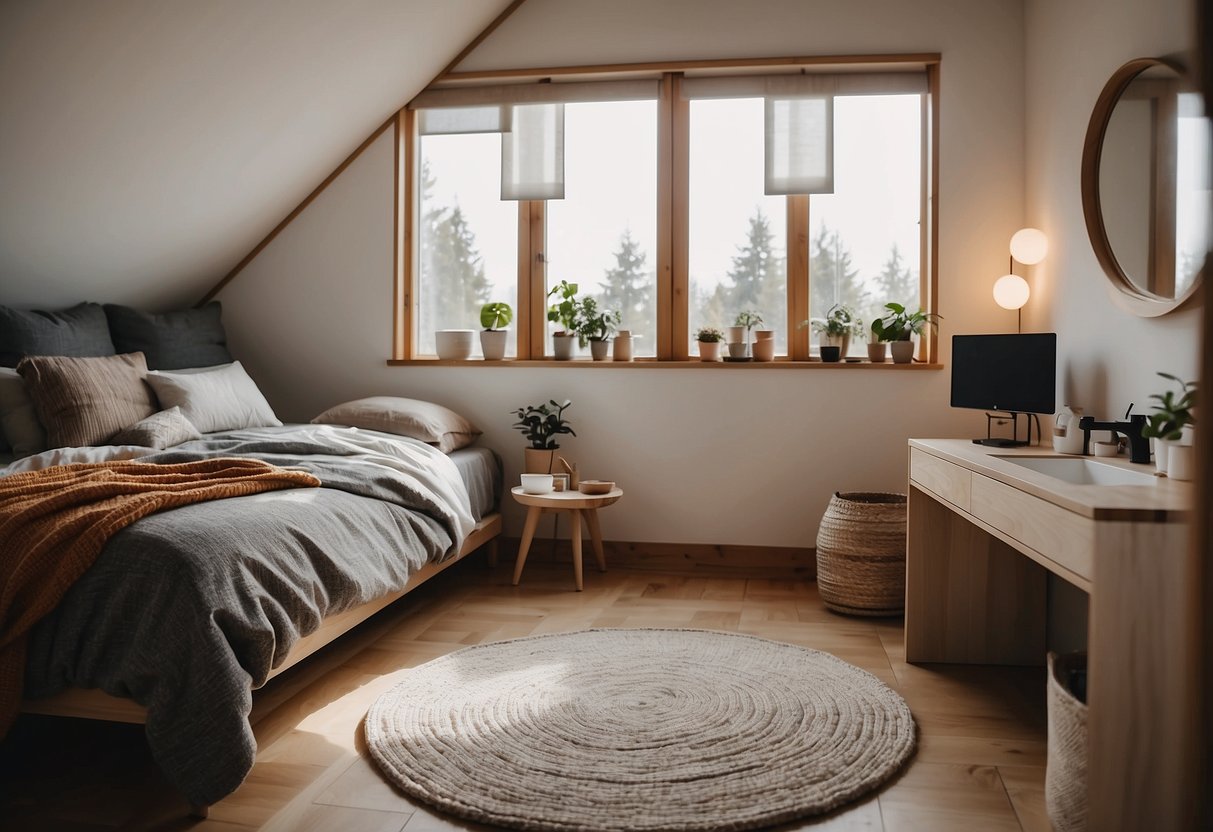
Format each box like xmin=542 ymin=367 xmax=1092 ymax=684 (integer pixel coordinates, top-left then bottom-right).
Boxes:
xmin=0 ymin=458 xmax=321 ymax=734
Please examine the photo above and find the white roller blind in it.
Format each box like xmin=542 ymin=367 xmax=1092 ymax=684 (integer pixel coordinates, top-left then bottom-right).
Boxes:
xmin=411 ymin=79 xmax=659 ymax=109
xmin=682 ymin=71 xmax=928 ymax=99
xmin=765 ymin=96 xmax=833 ymax=195
xmin=417 ymin=105 xmax=511 ymax=135
xmin=502 ymin=103 xmax=565 ymax=201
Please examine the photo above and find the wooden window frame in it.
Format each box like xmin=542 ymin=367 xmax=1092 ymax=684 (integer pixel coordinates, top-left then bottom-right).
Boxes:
xmin=391 ymin=54 xmax=941 ymax=367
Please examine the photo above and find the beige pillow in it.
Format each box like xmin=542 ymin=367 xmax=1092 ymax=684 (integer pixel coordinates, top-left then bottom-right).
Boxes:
xmin=312 ymin=396 xmax=481 ymax=453
xmin=17 ymin=352 xmax=156 ymax=448
xmin=111 ymin=406 xmax=202 ymax=449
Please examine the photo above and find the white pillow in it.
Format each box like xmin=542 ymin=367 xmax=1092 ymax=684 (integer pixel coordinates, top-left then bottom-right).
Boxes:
xmin=312 ymin=396 xmax=481 ymax=453
xmin=0 ymin=367 xmax=47 ymax=457
xmin=145 ymin=361 xmax=282 ymax=433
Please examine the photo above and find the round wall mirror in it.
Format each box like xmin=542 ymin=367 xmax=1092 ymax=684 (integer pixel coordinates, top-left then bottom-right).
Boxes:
xmin=1081 ymin=57 xmax=1209 ymax=316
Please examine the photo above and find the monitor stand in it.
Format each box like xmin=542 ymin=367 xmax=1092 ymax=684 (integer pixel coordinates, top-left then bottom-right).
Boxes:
xmin=972 ymin=411 xmax=1036 ymax=448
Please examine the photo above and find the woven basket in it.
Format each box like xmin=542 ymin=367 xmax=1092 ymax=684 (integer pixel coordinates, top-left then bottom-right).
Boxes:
xmin=815 ymin=492 xmax=907 ymax=616
xmin=1046 ymin=651 xmax=1088 ymax=832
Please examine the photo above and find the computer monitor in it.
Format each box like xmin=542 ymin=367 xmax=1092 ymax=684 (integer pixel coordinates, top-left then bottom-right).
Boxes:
xmin=951 ymin=333 xmax=1057 ymax=446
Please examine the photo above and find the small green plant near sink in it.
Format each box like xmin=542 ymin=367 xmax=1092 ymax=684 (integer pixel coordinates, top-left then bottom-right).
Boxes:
xmin=479 ymin=301 xmax=513 ymax=360
xmin=510 ymin=399 xmax=576 ymax=449
xmin=1141 ymin=372 xmax=1197 ymax=441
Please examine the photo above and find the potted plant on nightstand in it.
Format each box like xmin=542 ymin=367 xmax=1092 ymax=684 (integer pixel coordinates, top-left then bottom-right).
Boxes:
xmin=870 ymin=303 xmax=941 ymax=364
xmin=574 ymin=297 xmax=622 ymax=361
xmin=511 ymin=399 xmax=576 ymax=474
xmin=695 ymin=326 xmax=724 ymax=362
xmin=479 ymin=301 xmax=513 ymax=361
xmin=804 ymin=304 xmax=859 ymax=362
xmin=547 ymin=280 xmax=580 ymax=360
xmin=1141 ymin=372 xmax=1198 ymax=479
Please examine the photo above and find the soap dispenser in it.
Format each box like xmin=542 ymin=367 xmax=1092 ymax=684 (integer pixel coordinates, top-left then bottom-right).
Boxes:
xmin=1053 ymin=406 xmax=1085 ymax=454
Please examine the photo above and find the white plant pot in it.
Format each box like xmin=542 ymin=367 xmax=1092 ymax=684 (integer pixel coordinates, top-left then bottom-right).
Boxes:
xmin=479 ymin=329 xmax=508 ymax=361
xmin=435 ymin=329 xmax=474 ymax=360
xmin=590 ymin=339 xmax=610 ymax=361
xmin=1167 ymin=441 xmax=1195 ymax=481
xmin=698 ymin=341 xmax=721 ymax=362
xmin=1152 ymin=437 xmax=1169 ymax=475
xmin=552 ymin=333 xmax=577 ymax=360
xmin=890 ymin=340 xmax=915 ymax=364
xmin=613 ymin=334 xmax=634 ymax=361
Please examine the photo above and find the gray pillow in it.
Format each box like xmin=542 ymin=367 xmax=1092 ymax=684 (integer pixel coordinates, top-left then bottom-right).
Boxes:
xmin=111 ymin=406 xmax=202 ymax=449
xmin=103 ymin=302 xmax=233 ymax=370
xmin=0 ymin=302 xmax=116 ymax=367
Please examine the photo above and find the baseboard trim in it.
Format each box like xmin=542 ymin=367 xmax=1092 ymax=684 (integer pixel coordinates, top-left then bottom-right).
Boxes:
xmin=501 ymin=535 xmax=815 ymax=580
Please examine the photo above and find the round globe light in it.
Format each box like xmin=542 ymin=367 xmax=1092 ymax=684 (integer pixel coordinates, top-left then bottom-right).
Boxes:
xmin=993 ymin=274 xmax=1031 ymax=310
xmin=1009 ymin=227 xmax=1049 ymax=265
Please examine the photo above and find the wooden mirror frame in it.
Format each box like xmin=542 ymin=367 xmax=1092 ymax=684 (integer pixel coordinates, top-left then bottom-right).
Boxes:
xmin=1081 ymin=56 xmax=1204 ymax=317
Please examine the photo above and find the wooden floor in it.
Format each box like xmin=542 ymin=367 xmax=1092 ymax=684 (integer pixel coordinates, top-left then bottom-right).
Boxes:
xmin=0 ymin=555 xmax=1050 ymax=831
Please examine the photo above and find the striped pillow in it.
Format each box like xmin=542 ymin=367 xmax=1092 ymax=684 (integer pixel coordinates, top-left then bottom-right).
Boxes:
xmin=17 ymin=353 xmax=157 ymax=449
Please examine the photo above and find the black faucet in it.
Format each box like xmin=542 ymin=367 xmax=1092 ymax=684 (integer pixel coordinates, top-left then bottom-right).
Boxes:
xmin=1078 ymin=411 xmax=1152 ymax=464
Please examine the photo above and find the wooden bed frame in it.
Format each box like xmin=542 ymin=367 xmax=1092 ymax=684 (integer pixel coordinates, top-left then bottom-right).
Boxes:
xmin=20 ymin=513 xmax=501 ymax=726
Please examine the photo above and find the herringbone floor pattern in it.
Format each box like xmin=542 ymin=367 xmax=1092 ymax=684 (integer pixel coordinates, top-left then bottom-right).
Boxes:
xmin=0 ymin=555 xmax=1050 ymax=831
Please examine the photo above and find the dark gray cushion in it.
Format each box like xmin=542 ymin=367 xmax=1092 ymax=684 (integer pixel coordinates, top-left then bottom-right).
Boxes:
xmin=0 ymin=302 xmax=117 ymax=367
xmin=103 ymin=302 xmax=233 ymax=370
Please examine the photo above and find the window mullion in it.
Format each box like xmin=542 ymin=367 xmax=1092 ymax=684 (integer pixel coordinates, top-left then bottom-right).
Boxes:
xmin=787 ymin=194 xmax=810 ymax=360
xmin=658 ymin=73 xmax=686 ymax=360
xmin=394 ymin=108 xmax=415 ymax=361
xmin=528 ymin=201 xmax=547 ymax=358
xmin=516 ymin=201 xmax=532 ymax=359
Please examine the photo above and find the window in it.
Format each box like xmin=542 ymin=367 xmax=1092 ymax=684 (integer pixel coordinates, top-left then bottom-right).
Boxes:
xmin=417 ymin=131 xmax=517 ymax=357
xmin=546 ymin=100 xmax=658 ymax=355
xmin=397 ymin=59 xmax=936 ymax=365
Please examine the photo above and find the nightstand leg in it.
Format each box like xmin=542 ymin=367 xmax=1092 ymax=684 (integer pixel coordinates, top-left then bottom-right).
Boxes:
xmin=586 ymin=509 xmax=607 ymax=572
xmin=570 ymin=508 xmax=583 ymax=591
xmin=512 ymin=506 xmax=542 ymax=586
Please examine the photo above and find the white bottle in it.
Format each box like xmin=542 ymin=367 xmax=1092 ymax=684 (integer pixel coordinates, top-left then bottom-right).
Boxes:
xmin=1053 ymin=406 xmax=1085 ymax=454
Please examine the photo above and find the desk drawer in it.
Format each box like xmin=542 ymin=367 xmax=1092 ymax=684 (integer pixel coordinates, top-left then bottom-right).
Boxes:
xmin=910 ymin=448 xmax=971 ymax=511
xmin=970 ymin=473 xmax=1094 ymax=582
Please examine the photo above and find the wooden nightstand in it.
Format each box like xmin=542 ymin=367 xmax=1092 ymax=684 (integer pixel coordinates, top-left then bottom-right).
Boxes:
xmin=510 ymin=486 xmax=623 ymax=591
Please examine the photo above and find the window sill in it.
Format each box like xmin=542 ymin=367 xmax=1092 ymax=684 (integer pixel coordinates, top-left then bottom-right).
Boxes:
xmin=386 ymin=358 xmax=944 ymax=369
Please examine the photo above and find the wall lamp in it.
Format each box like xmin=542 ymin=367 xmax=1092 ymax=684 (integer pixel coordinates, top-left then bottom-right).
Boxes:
xmin=994 ymin=227 xmax=1048 ymax=332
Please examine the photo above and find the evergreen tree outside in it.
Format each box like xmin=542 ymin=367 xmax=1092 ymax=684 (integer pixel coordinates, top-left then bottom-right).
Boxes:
xmin=809 ymin=224 xmax=867 ymax=324
xmin=722 ymin=208 xmax=786 ymax=351
xmin=865 ymin=243 xmax=918 ymax=324
xmin=597 ymin=229 xmax=655 ymax=346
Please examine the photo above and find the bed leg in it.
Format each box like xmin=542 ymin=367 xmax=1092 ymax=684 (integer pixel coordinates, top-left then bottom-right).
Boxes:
xmin=487 ymin=538 xmax=499 ymax=568
xmin=189 ymin=804 xmax=210 ymax=819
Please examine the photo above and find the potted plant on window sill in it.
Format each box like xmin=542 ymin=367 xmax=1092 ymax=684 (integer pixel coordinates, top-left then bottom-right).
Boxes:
xmin=479 ymin=301 xmax=513 ymax=361
xmin=1141 ymin=372 xmax=1197 ymax=479
xmin=732 ymin=310 xmax=764 ymax=359
xmin=802 ymin=304 xmax=859 ymax=362
xmin=511 ymin=399 xmax=576 ymax=474
xmin=574 ymin=297 xmax=622 ymax=361
xmin=695 ymin=327 xmax=724 ymax=362
xmin=870 ymin=303 xmax=941 ymax=364
xmin=547 ymin=280 xmax=580 ymax=360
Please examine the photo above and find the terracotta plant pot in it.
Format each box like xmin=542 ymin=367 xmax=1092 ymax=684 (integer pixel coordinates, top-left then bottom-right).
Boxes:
xmin=552 ymin=333 xmax=577 ymax=360
xmin=480 ymin=329 xmax=508 ymax=361
xmin=524 ymin=448 xmax=556 ymax=474
xmin=698 ymin=340 xmax=721 ymax=362
xmin=590 ymin=339 xmax=610 ymax=361
xmin=755 ymin=329 xmax=775 ymax=341
xmin=613 ymin=333 xmax=634 ymax=361
xmin=890 ymin=340 xmax=915 ymax=364
xmin=867 ymin=343 xmax=888 ymax=363
xmin=752 ymin=339 xmax=775 ymax=362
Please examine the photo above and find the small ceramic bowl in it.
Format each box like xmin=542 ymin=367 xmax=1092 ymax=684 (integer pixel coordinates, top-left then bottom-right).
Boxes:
xmin=578 ymin=480 xmax=615 ymax=495
xmin=521 ymin=474 xmax=554 ymax=494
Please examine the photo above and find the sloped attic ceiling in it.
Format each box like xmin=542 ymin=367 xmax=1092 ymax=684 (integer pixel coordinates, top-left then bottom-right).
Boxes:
xmin=0 ymin=0 xmax=512 ymax=311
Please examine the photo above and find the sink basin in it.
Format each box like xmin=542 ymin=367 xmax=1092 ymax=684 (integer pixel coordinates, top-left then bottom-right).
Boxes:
xmin=997 ymin=456 xmax=1158 ymax=486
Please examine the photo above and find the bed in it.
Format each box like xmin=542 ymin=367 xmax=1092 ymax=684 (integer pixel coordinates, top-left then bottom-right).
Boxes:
xmin=5 ymin=423 xmax=503 ymax=812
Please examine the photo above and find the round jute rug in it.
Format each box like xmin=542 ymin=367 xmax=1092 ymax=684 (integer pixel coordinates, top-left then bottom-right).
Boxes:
xmin=365 ymin=629 xmax=915 ymax=831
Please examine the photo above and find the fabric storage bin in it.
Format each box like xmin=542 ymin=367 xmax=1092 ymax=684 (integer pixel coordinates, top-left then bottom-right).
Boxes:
xmin=1046 ymin=651 xmax=1088 ymax=832
xmin=815 ymin=492 xmax=907 ymax=616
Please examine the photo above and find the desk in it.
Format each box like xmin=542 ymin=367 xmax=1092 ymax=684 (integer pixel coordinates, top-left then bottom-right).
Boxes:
xmin=510 ymin=486 xmax=623 ymax=591
xmin=905 ymin=439 xmax=1195 ymax=829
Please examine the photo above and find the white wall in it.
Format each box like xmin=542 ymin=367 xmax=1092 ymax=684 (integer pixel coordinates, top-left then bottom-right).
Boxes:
xmin=1024 ymin=0 xmax=1199 ymax=413
xmin=220 ymin=0 xmax=1029 ymax=546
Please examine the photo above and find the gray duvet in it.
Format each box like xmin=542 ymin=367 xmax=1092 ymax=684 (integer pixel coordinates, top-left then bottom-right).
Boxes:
xmin=19 ymin=425 xmax=476 ymax=807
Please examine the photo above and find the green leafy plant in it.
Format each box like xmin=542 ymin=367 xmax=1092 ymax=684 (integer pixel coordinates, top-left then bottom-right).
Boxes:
xmin=734 ymin=310 xmax=764 ymax=331
xmin=870 ymin=302 xmax=942 ymax=343
xmin=695 ymin=326 xmax=724 ymax=343
xmin=573 ymin=296 xmax=622 ymax=347
xmin=801 ymin=304 xmax=859 ymax=336
xmin=480 ymin=302 xmax=513 ymax=331
xmin=510 ymin=399 xmax=576 ymax=450
xmin=546 ymin=281 xmax=580 ymax=334
xmin=1141 ymin=372 xmax=1198 ymax=441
